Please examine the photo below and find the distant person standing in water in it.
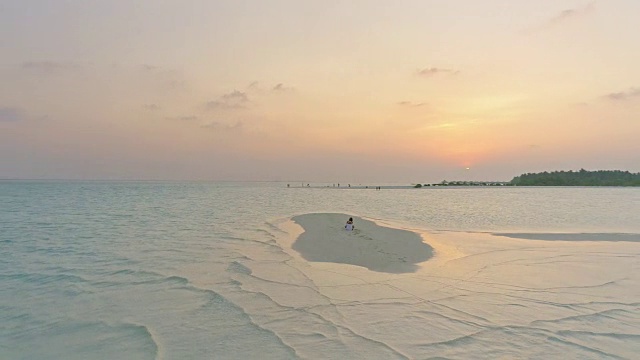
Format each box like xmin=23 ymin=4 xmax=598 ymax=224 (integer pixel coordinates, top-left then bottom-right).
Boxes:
xmin=345 ymin=217 xmax=354 ymax=231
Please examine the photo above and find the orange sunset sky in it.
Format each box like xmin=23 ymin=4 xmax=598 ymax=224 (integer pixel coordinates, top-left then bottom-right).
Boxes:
xmin=1 ymin=1 xmax=639 ymax=182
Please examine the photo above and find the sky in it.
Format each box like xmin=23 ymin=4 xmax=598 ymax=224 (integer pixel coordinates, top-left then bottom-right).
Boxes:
xmin=1 ymin=0 xmax=639 ymax=182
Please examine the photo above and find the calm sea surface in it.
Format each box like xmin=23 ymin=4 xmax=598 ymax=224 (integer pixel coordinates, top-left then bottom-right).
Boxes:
xmin=1 ymin=181 xmax=639 ymax=359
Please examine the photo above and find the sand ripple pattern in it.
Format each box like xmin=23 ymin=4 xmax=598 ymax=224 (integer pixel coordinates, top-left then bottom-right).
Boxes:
xmin=212 ymin=214 xmax=640 ymax=359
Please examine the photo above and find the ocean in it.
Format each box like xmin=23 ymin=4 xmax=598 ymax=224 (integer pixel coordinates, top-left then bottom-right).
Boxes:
xmin=1 ymin=181 xmax=639 ymax=359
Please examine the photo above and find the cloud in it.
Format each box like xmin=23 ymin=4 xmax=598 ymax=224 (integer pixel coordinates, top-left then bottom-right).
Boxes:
xmin=165 ymin=115 xmax=198 ymax=121
xmin=206 ymin=90 xmax=250 ymax=110
xmin=140 ymin=64 xmax=158 ymax=71
xmin=166 ymin=79 xmax=187 ymax=90
xmin=523 ymin=2 xmax=596 ymax=33
xmin=246 ymin=81 xmax=296 ymax=94
xmin=0 ymin=107 xmax=25 ymax=122
xmin=417 ymin=67 xmax=459 ymax=77
xmin=398 ymin=101 xmax=427 ymax=107
xmin=548 ymin=2 xmax=595 ymax=27
xmin=200 ymin=121 xmax=243 ymax=132
xmin=222 ymin=90 xmax=249 ymax=102
xmin=144 ymin=104 xmax=161 ymax=111
xmin=272 ymin=83 xmax=295 ymax=92
xmin=21 ymin=61 xmax=82 ymax=73
xmin=520 ymin=1 xmax=596 ymax=36
xmin=604 ymin=87 xmax=640 ymax=101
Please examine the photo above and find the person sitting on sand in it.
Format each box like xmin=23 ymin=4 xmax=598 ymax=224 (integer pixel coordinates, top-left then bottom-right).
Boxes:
xmin=345 ymin=217 xmax=354 ymax=231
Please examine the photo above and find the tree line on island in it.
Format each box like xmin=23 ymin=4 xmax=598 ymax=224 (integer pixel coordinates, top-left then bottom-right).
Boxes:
xmin=510 ymin=169 xmax=640 ymax=186
xmin=418 ymin=169 xmax=640 ymax=187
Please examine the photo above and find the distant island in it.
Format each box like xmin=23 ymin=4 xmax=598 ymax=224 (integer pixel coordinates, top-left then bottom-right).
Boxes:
xmin=289 ymin=170 xmax=640 ymax=189
xmin=419 ymin=169 xmax=640 ymax=187
xmin=510 ymin=169 xmax=640 ymax=186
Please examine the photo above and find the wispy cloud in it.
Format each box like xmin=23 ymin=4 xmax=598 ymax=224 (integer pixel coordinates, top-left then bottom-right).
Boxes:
xmin=140 ymin=64 xmax=158 ymax=71
xmin=166 ymin=79 xmax=187 ymax=90
xmin=548 ymin=2 xmax=595 ymax=27
xmin=22 ymin=61 xmax=82 ymax=73
xmin=272 ymin=83 xmax=295 ymax=92
xmin=604 ymin=87 xmax=640 ymax=101
xmin=139 ymin=65 xmax=188 ymax=91
xmin=200 ymin=121 xmax=243 ymax=132
xmin=206 ymin=90 xmax=250 ymax=110
xmin=222 ymin=91 xmax=249 ymax=102
xmin=398 ymin=101 xmax=427 ymax=107
xmin=144 ymin=104 xmax=161 ymax=111
xmin=246 ymin=81 xmax=296 ymax=93
xmin=0 ymin=107 xmax=25 ymax=122
xmin=417 ymin=67 xmax=459 ymax=77
xmin=165 ymin=115 xmax=198 ymax=121
xmin=524 ymin=2 xmax=596 ymax=34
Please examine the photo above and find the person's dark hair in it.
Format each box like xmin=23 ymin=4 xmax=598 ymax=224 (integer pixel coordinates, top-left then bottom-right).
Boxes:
xmin=349 ymin=217 xmax=353 ymax=222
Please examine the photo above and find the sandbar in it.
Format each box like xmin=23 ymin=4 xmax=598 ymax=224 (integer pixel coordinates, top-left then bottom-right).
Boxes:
xmin=493 ymin=232 xmax=640 ymax=242
xmin=291 ymin=213 xmax=433 ymax=273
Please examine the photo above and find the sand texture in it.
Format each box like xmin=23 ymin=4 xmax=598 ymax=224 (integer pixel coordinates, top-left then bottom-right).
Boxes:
xmin=220 ymin=212 xmax=640 ymax=359
xmin=292 ymin=213 xmax=433 ymax=273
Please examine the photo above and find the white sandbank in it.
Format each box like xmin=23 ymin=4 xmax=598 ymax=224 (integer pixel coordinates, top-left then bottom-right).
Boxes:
xmin=291 ymin=213 xmax=433 ymax=273
xmin=493 ymin=232 xmax=640 ymax=242
xmin=237 ymin=213 xmax=640 ymax=358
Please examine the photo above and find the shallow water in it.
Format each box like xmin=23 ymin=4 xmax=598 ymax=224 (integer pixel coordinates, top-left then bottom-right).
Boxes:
xmin=1 ymin=181 xmax=639 ymax=359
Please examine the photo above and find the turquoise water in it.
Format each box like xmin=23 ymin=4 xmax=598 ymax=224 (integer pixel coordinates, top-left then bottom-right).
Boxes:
xmin=1 ymin=181 xmax=639 ymax=359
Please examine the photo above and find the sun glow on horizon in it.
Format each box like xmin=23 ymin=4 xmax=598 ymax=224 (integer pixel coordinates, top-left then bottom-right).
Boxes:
xmin=1 ymin=1 xmax=639 ymax=181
